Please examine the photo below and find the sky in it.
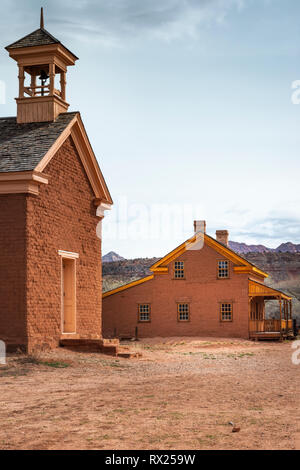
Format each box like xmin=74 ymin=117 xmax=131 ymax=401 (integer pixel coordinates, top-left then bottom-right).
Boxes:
xmin=0 ymin=0 xmax=300 ymax=258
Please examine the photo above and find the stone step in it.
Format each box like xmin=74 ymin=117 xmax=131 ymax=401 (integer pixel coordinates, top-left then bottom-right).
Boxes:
xmin=117 ymin=346 xmax=142 ymax=359
xmin=59 ymin=338 xmax=141 ymax=358
xmin=117 ymin=351 xmax=142 ymax=359
xmin=59 ymin=338 xmax=119 ymax=356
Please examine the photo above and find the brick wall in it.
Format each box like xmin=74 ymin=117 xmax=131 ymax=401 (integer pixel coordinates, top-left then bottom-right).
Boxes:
xmin=26 ymin=136 xmax=102 ymax=352
xmin=0 ymin=194 xmax=27 ymax=350
xmin=103 ymin=243 xmax=252 ymax=339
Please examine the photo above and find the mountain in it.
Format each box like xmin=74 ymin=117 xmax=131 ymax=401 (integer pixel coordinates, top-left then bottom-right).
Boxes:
xmin=102 ymin=242 xmax=300 ymax=262
xmin=229 ymin=241 xmax=271 ymax=254
xmin=229 ymin=241 xmax=300 ymax=254
xmin=276 ymin=242 xmax=300 ymax=253
xmin=102 ymin=251 xmax=125 ymax=263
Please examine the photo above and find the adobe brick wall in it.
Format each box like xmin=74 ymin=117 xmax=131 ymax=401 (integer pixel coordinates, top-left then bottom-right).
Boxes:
xmin=0 ymin=194 xmax=27 ymax=350
xmin=26 ymin=136 xmax=102 ymax=352
xmin=103 ymin=243 xmax=253 ymax=339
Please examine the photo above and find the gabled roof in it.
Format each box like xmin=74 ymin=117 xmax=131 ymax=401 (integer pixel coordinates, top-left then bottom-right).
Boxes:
xmin=150 ymin=232 xmax=268 ymax=278
xmin=0 ymin=112 xmax=112 ymax=204
xmin=0 ymin=112 xmax=77 ymax=173
xmin=102 ymin=231 xmax=269 ymax=298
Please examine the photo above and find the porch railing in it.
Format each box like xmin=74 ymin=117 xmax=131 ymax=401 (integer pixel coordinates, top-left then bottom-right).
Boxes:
xmin=249 ymin=319 xmax=293 ymax=333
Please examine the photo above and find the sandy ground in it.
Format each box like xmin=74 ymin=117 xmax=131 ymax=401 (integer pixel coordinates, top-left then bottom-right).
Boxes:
xmin=0 ymin=337 xmax=299 ymax=450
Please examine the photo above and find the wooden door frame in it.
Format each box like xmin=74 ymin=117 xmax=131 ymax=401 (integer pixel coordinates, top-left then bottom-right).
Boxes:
xmin=58 ymin=250 xmax=79 ymax=335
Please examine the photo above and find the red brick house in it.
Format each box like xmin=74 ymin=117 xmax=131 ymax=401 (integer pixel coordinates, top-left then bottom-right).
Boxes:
xmin=0 ymin=15 xmax=112 ymax=352
xmin=103 ymin=222 xmax=293 ymax=340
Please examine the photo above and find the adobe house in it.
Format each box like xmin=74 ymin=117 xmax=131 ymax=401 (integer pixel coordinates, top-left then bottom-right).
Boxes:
xmin=0 ymin=11 xmax=112 ymax=352
xmin=103 ymin=221 xmax=293 ymax=340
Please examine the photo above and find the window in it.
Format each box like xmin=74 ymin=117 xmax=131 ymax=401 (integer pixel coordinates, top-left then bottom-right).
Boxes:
xmin=220 ymin=303 xmax=232 ymax=321
xmin=174 ymin=261 xmax=185 ymax=279
xmin=138 ymin=304 xmax=150 ymax=322
xmin=218 ymin=260 xmax=229 ymax=278
xmin=178 ymin=303 xmax=189 ymax=321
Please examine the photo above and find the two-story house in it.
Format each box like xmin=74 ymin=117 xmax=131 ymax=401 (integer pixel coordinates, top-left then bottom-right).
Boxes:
xmin=103 ymin=221 xmax=292 ymax=340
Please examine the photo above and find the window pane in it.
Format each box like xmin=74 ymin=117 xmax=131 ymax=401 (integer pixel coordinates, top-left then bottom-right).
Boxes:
xmin=175 ymin=261 xmax=185 ymax=279
xmin=221 ymin=303 xmax=232 ymax=321
xmin=139 ymin=304 xmax=150 ymax=321
xmin=218 ymin=260 xmax=229 ymax=278
xmin=178 ymin=303 xmax=189 ymax=321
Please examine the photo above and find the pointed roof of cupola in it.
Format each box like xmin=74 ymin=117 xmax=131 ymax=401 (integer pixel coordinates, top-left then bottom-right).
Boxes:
xmin=6 ymin=28 xmax=60 ymax=50
xmin=5 ymin=8 xmax=78 ymax=60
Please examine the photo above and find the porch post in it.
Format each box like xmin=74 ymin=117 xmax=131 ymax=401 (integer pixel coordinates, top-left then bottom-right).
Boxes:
xmin=279 ymin=296 xmax=283 ymax=342
xmin=49 ymin=62 xmax=55 ymax=96
xmin=18 ymin=65 xmax=25 ymax=98
xmin=248 ymin=296 xmax=252 ymax=339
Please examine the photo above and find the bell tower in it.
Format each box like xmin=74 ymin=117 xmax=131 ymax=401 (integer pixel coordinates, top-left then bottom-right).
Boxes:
xmin=5 ymin=8 xmax=78 ymax=124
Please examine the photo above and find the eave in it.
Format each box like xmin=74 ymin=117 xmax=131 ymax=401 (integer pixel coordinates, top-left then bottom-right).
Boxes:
xmin=0 ymin=170 xmax=48 ymax=195
xmin=35 ymin=112 xmax=113 ymax=205
xmin=0 ymin=113 xmax=113 ymax=205
xmin=103 ymin=275 xmax=154 ymax=298
xmin=249 ymin=279 xmax=291 ymax=301
xmin=234 ymin=266 xmax=268 ymax=279
xmin=6 ymin=42 xmax=78 ymax=66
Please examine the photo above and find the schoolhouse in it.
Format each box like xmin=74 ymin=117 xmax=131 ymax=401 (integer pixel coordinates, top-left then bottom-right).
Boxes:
xmin=0 ymin=11 xmax=112 ymax=352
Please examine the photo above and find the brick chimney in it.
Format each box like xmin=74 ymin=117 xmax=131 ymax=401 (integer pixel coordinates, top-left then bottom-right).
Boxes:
xmin=194 ymin=220 xmax=206 ymax=234
xmin=216 ymin=230 xmax=229 ymax=247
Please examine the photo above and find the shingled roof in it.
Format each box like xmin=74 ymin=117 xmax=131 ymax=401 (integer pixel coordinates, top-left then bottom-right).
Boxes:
xmin=6 ymin=28 xmax=60 ymax=50
xmin=5 ymin=27 xmax=78 ymax=60
xmin=0 ymin=112 xmax=78 ymax=173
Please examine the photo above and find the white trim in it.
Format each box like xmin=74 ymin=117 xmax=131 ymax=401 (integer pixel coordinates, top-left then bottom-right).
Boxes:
xmin=96 ymin=202 xmax=112 ymax=218
xmin=58 ymin=250 xmax=79 ymax=259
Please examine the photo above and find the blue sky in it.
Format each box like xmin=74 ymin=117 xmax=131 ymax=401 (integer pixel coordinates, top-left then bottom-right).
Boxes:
xmin=1 ymin=0 xmax=300 ymax=258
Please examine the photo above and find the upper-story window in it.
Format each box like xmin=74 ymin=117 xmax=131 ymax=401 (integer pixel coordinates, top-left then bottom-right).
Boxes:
xmin=174 ymin=261 xmax=185 ymax=279
xmin=218 ymin=260 xmax=229 ymax=278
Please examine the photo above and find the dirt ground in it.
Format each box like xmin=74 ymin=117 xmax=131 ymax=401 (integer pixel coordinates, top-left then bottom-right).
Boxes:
xmin=0 ymin=337 xmax=299 ymax=450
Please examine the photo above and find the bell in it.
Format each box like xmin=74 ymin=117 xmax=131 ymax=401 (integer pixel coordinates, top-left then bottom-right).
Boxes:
xmin=38 ymin=69 xmax=49 ymax=82
xmin=38 ymin=69 xmax=49 ymax=96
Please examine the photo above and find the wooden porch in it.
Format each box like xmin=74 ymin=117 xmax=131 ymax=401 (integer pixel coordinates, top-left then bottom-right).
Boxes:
xmin=249 ymin=280 xmax=293 ymax=341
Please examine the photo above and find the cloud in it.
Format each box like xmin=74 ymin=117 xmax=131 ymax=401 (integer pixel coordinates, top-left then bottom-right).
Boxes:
xmin=1 ymin=0 xmax=246 ymax=46
xmin=233 ymin=216 xmax=300 ymax=244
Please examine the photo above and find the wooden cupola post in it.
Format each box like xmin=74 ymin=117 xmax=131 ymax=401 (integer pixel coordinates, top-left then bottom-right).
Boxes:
xmin=5 ymin=8 xmax=78 ymax=123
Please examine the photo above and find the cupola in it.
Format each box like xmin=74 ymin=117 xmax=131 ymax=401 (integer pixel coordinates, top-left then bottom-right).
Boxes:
xmin=5 ymin=8 xmax=78 ymax=124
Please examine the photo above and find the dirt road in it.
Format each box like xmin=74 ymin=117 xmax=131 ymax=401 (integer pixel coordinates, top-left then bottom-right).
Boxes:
xmin=0 ymin=337 xmax=299 ymax=450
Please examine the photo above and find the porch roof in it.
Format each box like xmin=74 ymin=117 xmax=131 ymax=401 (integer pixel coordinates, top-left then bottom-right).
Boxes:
xmin=249 ymin=279 xmax=292 ymax=301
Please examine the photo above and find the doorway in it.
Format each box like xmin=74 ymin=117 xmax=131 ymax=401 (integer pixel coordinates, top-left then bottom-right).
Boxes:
xmin=62 ymin=257 xmax=76 ymax=333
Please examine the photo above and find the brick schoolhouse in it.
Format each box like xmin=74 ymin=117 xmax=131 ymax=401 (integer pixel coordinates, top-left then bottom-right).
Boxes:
xmin=103 ymin=222 xmax=293 ymax=340
xmin=0 ymin=12 xmax=112 ymax=352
